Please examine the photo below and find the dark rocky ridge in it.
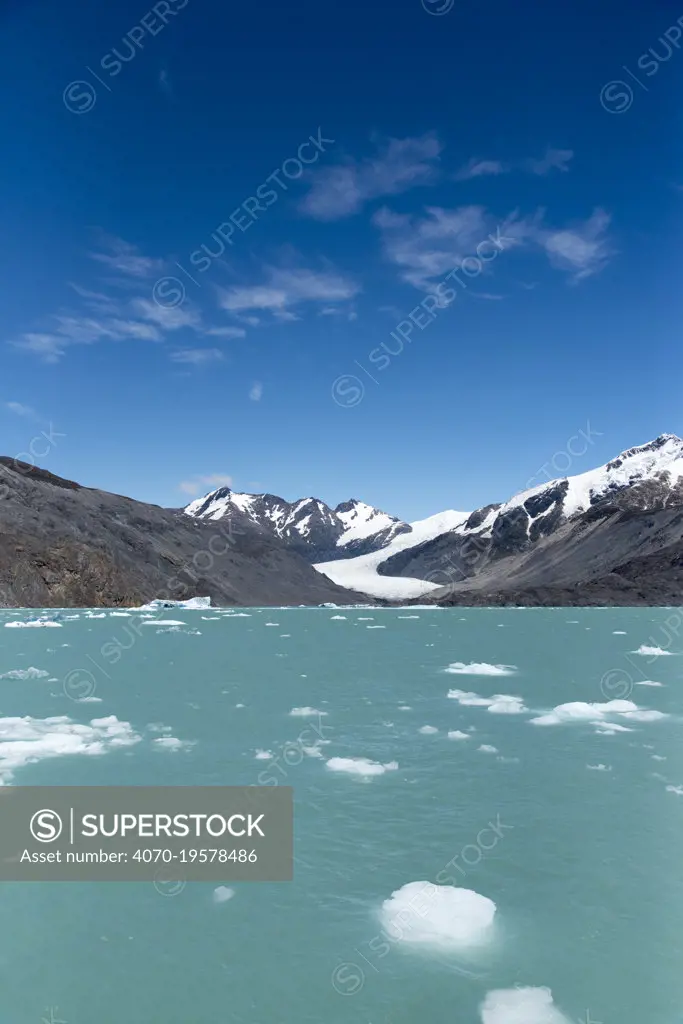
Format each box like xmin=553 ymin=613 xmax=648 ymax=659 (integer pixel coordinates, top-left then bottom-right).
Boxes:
xmin=0 ymin=460 xmax=368 ymax=607
xmin=408 ymin=504 xmax=683 ymax=606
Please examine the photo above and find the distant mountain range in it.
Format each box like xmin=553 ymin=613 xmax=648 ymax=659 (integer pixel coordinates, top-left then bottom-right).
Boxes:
xmin=1 ymin=435 xmax=683 ymax=607
xmin=186 ymin=434 xmax=683 ymax=606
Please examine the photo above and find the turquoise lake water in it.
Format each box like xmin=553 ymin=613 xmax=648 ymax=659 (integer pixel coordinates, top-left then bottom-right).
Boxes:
xmin=0 ymin=605 xmax=681 ymax=1024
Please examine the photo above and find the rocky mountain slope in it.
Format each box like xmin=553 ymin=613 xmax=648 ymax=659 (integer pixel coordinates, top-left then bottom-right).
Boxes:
xmin=0 ymin=458 xmax=366 ymax=607
xmin=314 ymin=434 xmax=683 ymax=604
xmin=185 ymin=487 xmax=410 ymax=561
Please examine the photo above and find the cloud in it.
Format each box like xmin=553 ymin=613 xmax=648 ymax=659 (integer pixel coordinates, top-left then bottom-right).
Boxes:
xmin=300 ymin=132 xmax=442 ymax=220
xmin=454 ymin=159 xmax=507 ymax=181
xmin=205 ymin=326 xmax=246 ymax=338
xmin=179 ymin=473 xmax=233 ymax=496
xmin=373 ymin=203 xmax=503 ymax=290
xmin=89 ymin=235 xmax=164 ymax=279
xmin=130 ymin=297 xmax=202 ymax=330
xmin=373 ymin=201 xmax=611 ymax=290
xmin=4 ymin=401 xmax=37 ymax=418
xmin=11 ymin=235 xmax=237 ymax=362
xmin=218 ymin=265 xmax=359 ymax=319
xmin=537 ymin=207 xmax=613 ymax=281
xmin=249 ymin=381 xmax=263 ymax=402
xmin=170 ymin=348 xmax=225 ymax=365
xmin=525 ymin=148 xmax=574 ymax=175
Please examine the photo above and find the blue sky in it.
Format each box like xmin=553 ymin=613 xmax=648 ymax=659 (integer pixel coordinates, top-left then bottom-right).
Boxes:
xmin=1 ymin=0 xmax=682 ymax=521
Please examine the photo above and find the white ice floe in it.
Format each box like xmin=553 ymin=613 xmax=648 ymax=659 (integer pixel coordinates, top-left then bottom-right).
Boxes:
xmin=254 ymin=750 xmax=273 ymax=760
xmin=380 ymin=881 xmax=495 ymax=948
xmin=397 ymin=615 xmax=420 ymax=619
xmin=0 ymin=714 xmax=141 ymax=784
xmin=444 ymin=663 xmax=517 ymax=676
xmin=289 ymin=707 xmax=328 ymax=718
xmin=478 ymin=745 xmax=498 ymax=754
xmin=613 ymin=631 xmax=627 ymax=635
xmin=634 ymin=680 xmax=664 ymax=687
xmin=419 ymin=725 xmax=439 ymax=734
xmin=137 ymin=597 xmax=211 ymax=610
xmin=5 ymin=619 xmax=62 ymax=628
xmin=447 ymin=690 xmax=527 ymax=714
xmin=587 ymin=763 xmax=612 ymax=771
xmin=531 ymin=698 xmax=667 ymax=729
xmin=367 ymin=625 xmax=386 ymax=629
xmin=330 ymin=615 xmax=347 ymax=620
xmin=326 ymin=757 xmax=398 ymax=776
xmin=0 ymin=667 xmax=49 ymax=680
xmin=398 ymin=705 xmax=412 ymax=710
xmin=447 ymin=730 xmax=470 ymax=740
xmin=212 ymin=886 xmax=235 ymax=904
xmin=632 ymin=645 xmax=674 ymax=656
xmin=666 ymin=785 xmax=683 ymax=796
xmin=479 ymin=986 xmax=572 ymax=1024
xmin=142 ymin=619 xmax=186 ymax=627
xmin=152 ymin=737 xmax=194 ymax=751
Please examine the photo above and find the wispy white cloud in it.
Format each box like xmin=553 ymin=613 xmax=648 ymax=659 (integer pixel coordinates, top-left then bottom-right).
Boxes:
xmin=525 ymin=148 xmax=574 ymax=175
xmin=454 ymin=159 xmax=508 ymax=181
xmin=171 ymin=348 xmax=225 ymax=365
xmin=179 ymin=473 xmax=233 ymax=496
xmin=205 ymin=326 xmax=246 ymax=338
xmin=218 ymin=264 xmax=359 ymax=318
xmin=453 ymin=149 xmax=573 ymax=181
xmin=373 ymin=201 xmax=611 ymax=290
xmin=536 ymin=207 xmax=613 ymax=282
xmin=4 ymin=401 xmax=37 ymax=418
xmin=89 ymin=235 xmax=164 ymax=279
xmin=11 ymin=236 xmax=238 ymax=362
xmin=300 ymin=132 xmax=442 ymax=221
xmin=249 ymin=381 xmax=263 ymax=402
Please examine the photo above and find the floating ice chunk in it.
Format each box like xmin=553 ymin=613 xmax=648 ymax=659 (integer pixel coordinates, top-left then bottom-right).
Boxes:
xmin=142 ymin=619 xmax=185 ymax=627
xmin=479 ymin=986 xmax=572 ymax=1024
xmin=330 ymin=615 xmax=347 ymax=620
xmin=397 ymin=615 xmax=420 ymax=619
xmin=302 ymin=745 xmax=324 ymax=758
xmin=380 ymin=881 xmax=495 ymax=948
xmin=587 ymin=763 xmax=611 ymax=771
xmin=289 ymin=707 xmax=328 ymax=718
xmin=153 ymin=737 xmax=193 ymax=751
xmin=487 ymin=695 xmax=527 ymax=715
xmin=447 ymin=730 xmax=470 ymax=740
xmin=419 ymin=725 xmax=438 ymax=734
xmin=326 ymin=757 xmax=398 ymax=776
xmin=634 ymin=680 xmax=664 ymax=687
xmin=0 ymin=714 xmax=141 ymax=783
xmin=213 ymin=886 xmax=235 ymax=904
xmin=632 ymin=645 xmax=674 ymax=656
xmin=624 ymin=709 xmax=667 ymax=722
xmin=254 ymin=750 xmax=273 ymax=760
xmin=137 ymin=597 xmax=211 ymax=610
xmin=5 ymin=619 xmax=62 ymax=628
xmin=445 ymin=663 xmax=517 ymax=676
xmin=652 ymin=754 xmax=666 ymax=761
xmin=367 ymin=625 xmax=386 ymax=629
xmin=666 ymin=785 xmax=683 ymax=796
xmin=478 ymin=745 xmax=498 ymax=754
xmin=613 ymin=631 xmax=627 ymax=635
xmin=398 ymin=705 xmax=412 ymax=711
xmin=448 ymin=690 xmax=526 ymax=714
xmin=0 ymin=667 xmax=49 ymax=680
xmin=531 ymin=698 xmax=666 ymax=728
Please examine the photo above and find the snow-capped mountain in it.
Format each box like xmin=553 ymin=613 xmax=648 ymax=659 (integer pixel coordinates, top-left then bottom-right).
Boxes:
xmin=315 ymin=434 xmax=683 ymax=600
xmin=184 ymin=488 xmax=411 ymax=561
